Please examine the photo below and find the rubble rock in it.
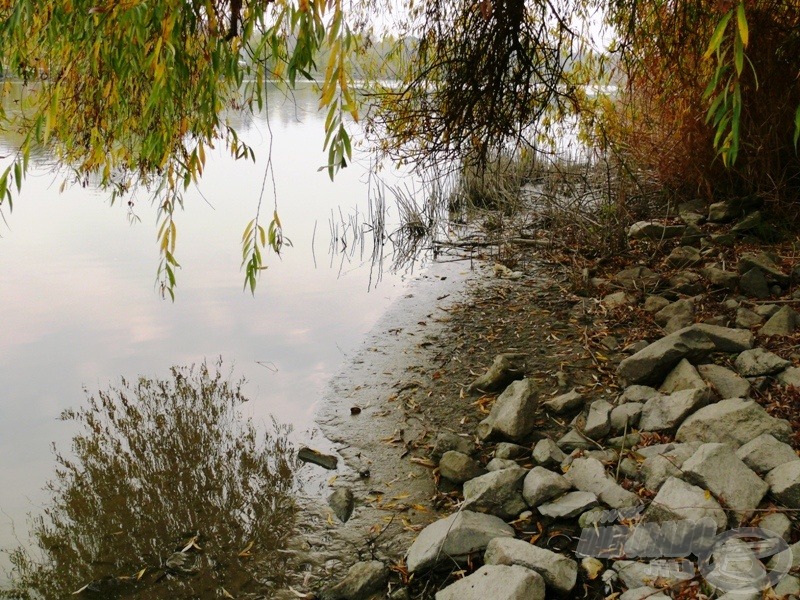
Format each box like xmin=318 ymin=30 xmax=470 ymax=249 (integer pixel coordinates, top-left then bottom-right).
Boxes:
xmin=681 ymin=224 xmax=704 ymax=247
xmin=613 ymin=267 xmax=661 ymax=291
xmin=654 ymin=299 xmax=694 ymax=328
xmin=701 ymin=267 xmax=739 ymax=290
xmin=765 ymin=461 xmax=800 ymax=509
xmin=759 ymin=305 xmax=800 ymax=336
xmin=696 ymin=364 xmax=750 ymax=399
xmin=643 ymin=296 xmax=670 ymax=313
xmin=708 ymin=201 xmax=740 ymax=222
xmin=434 ymin=564 xmax=544 ymax=600
xmin=638 ymin=387 xmax=710 ymax=432
xmin=322 ymin=561 xmax=388 ymax=600
xmin=522 ymin=467 xmax=572 ymax=507
xmin=659 ymin=358 xmax=705 ymax=393
xmin=738 ymin=252 xmax=789 ymax=284
xmin=477 ymin=379 xmax=538 ymax=442
xmin=613 ymin=560 xmax=694 ymax=589
xmin=643 ymin=477 xmax=727 ymax=532
xmin=641 ymin=444 xmax=697 ymax=491
xmin=739 ymin=267 xmax=771 ymax=299
xmin=462 ymin=468 xmax=528 ymax=520
xmin=731 ymin=210 xmax=762 ymax=234
xmin=609 ymin=403 xmax=643 ymax=433
xmin=735 ymin=434 xmax=798 ymax=474
xmin=486 ymin=458 xmax=521 ymax=471
xmin=619 ymin=385 xmax=660 ymax=403
xmin=676 ymin=398 xmax=792 ymax=447
xmin=757 ymin=512 xmax=792 ymax=541
xmin=532 ymin=438 xmax=566 ymax=468
xmin=537 ymin=491 xmax=598 ymax=518
xmin=734 ymin=348 xmax=790 ymax=377
xmin=703 ymin=538 xmax=768 ymax=596
xmin=735 ymin=307 xmax=764 ymax=329
xmin=468 ymin=353 xmax=526 ymax=393
xmin=328 ymin=487 xmax=356 ymax=523
xmin=564 ymin=457 xmax=641 ymax=509
xmin=542 ymin=389 xmax=584 ymax=414
xmin=584 ymin=400 xmax=613 ymax=439
xmin=494 ymin=442 xmax=530 ymax=460
xmin=484 ymin=538 xmax=578 ymax=594
xmin=628 ymin=221 xmax=685 ymax=240
xmin=602 ymin=291 xmax=635 ymax=309
xmin=406 ymin=511 xmax=515 ymax=573
xmin=617 ymin=328 xmax=715 ymax=385
xmin=777 ymin=366 xmax=800 ymax=387
xmin=431 ymin=432 xmax=474 ymax=462
xmin=666 ymin=246 xmax=702 ymax=268
xmin=439 ymin=451 xmax=487 ymax=483
xmin=682 ymin=442 xmax=768 ymax=522
xmin=690 ymin=323 xmax=754 ymax=352
xmin=556 ymin=429 xmax=593 ymax=451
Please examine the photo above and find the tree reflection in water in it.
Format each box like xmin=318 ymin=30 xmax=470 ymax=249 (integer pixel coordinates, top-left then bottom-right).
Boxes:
xmin=4 ymin=360 xmax=296 ymax=599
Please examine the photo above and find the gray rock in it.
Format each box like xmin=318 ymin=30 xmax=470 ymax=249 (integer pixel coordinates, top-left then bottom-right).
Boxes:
xmin=681 ymin=224 xmax=704 ymax=247
xmin=322 ymin=560 xmax=388 ymax=600
xmin=584 ymin=400 xmax=613 ymax=439
xmin=710 ymin=232 xmax=736 ymax=246
xmin=484 ymin=537 xmax=577 ymax=594
xmin=682 ymin=442 xmax=768 ymax=522
xmin=643 ymin=477 xmax=727 ymax=532
xmin=613 ymin=559 xmax=694 ymax=589
xmin=620 ymin=587 xmax=670 ymax=600
xmin=431 ymin=432 xmax=474 ymax=462
xmin=537 ymin=491 xmax=598 ymax=518
xmin=298 ymin=447 xmax=339 ymax=470
xmin=578 ymin=507 xmax=605 ymax=528
xmin=734 ymin=348 xmax=790 ymax=377
xmin=666 ymin=246 xmax=702 ymax=268
xmin=439 ymin=451 xmax=487 ymax=483
xmin=406 ymin=511 xmax=515 ymax=572
xmin=486 ymin=457 xmax=521 ymax=471
xmin=736 ymin=434 xmax=798 ymax=474
xmin=640 ymin=444 xmax=697 ymax=491
xmin=765 ymin=461 xmax=800 ymax=508
xmin=702 ymin=267 xmax=739 ymax=290
xmin=697 ymin=364 xmax=750 ymax=399
xmin=462 ymin=468 xmax=528 ymax=519
xmin=709 ymin=201 xmax=739 ymax=222
xmin=542 ymin=388 xmax=584 ymax=414
xmin=757 ymin=512 xmax=792 ymax=541
xmin=328 ymin=487 xmax=355 ymax=523
xmin=619 ymin=385 xmax=660 ymax=403
xmin=669 ymin=270 xmax=704 ymax=295
xmin=600 ymin=336 xmax=620 ymax=351
xmin=739 ymin=268 xmax=771 ymax=299
xmin=477 ymin=379 xmax=538 ymax=442
xmin=704 ymin=538 xmax=768 ymax=596
xmin=735 ymin=307 xmax=764 ymax=328
xmin=603 ymin=291 xmax=635 ymax=309
xmin=613 ymin=267 xmax=661 ymax=291
xmin=532 ymin=438 xmax=566 ymax=468
xmin=638 ymin=387 xmax=710 ymax=432
xmin=772 ymin=574 xmax=800 ymax=598
xmin=754 ymin=303 xmax=781 ymax=318
xmin=702 ymin=315 xmax=728 ymax=327
xmin=690 ymin=323 xmax=754 ymax=352
xmin=659 ymin=358 xmax=706 ymax=393
xmin=468 ymin=353 xmax=526 ymax=393
xmin=644 ymin=295 xmax=671 ymax=313
xmin=777 ymin=366 xmax=800 ymax=387
xmin=522 ymin=467 xmax=572 ymax=507
xmin=617 ymin=327 xmax=716 ymax=385
xmin=654 ymin=299 xmax=694 ymax=327
xmin=608 ymin=435 xmax=642 ymax=453
xmin=676 ymin=398 xmax=792 ymax=447
xmin=628 ymin=221 xmax=685 ymax=240
xmin=759 ymin=305 xmax=800 ymax=336
xmin=564 ymin=457 xmax=641 ymax=509
xmin=731 ymin=210 xmax=762 ymax=234
xmin=434 ymin=564 xmax=544 ymax=600
xmin=610 ymin=403 xmax=643 ymax=433
xmin=738 ymin=252 xmax=789 ymax=284
xmin=494 ymin=442 xmax=530 ymax=460
xmin=556 ymin=429 xmax=593 ymax=451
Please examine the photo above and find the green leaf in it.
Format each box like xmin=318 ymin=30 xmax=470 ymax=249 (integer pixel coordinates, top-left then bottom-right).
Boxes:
xmin=704 ymin=11 xmax=733 ymax=59
xmin=794 ymin=104 xmax=800 ymax=150
xmin=736 ymin=3 xmax=749 ymax=46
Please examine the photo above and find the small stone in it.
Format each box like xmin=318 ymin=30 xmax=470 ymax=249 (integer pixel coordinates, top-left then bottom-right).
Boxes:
xmin=628 ymin=221 xmax=685 ymax=240
xmin=478 ymin=379 xmax=538 ymax=442
xmin=431 ymin=432 xmax=474 ymax=462
xmin=734 ymin=348 xmax=790 ymax=377
xmin=609 ymin=403 xmax=643 ymax=433
xmin=654 ymin=299 xmax=694 ymax=327
xmin=584 ymin=400 xmax=613 ymax=439
xmin=659 ymin=358 xmax=705 ymax=393
xmin=537 ymin=491 xmax=598 ymax=518
xmin=754 ymin=304 xmax=781 ymax=318
xmin=681 ymin=224 xmax=704 ymax=247
xmin=757 ymin=512 xmax=792 ymax=541
xmin=682 ymin=442 xmax=768 ymax=522
xmin=739 ymin=268 xmax=771 ymax=299
xmin=298 ymin=447 xmax=339 ymax=470
xmin=494 ymin=442 xmax=530 ymax=460
xmin=462 ymin=468 xmax=528 ymax=519
xmin=759 ymin=305 xmax=800 ymax=336
xmin=701 ymin=267 xmax=739 ymax=290
xmin=669 ymin=271 xmax=704 ymax=295
xmin=468 ymin=353 xmax=526 ymax=393
xmin=434 ymin=564 xmax=544 ymax=600
xmin=522 ymin=467 xmax=572 ymax=507
xmin=619 ymin=385 xmax=660 ymax=403
xmin=777 ymin=366 xmax=800 ymax=387
xmin=532 ymin=438 xmax=567 ymax=468
xmin=731 ymin=210 xmax=762 ymax=234
xmin=638 ymin=387 xmax=709 ymax=432
xmin=666 ymin=246 xmax=702 ymax=268
xmin=643 ymin=477 xmax=727 ymax=532
xmin=322 ymin=561 xmax=388 ymax=600
xmin=708 ymin=201 xmax=739 ymax=222
xmin=542 ymin=389 xmax=584 ymax=414
xmin=736 ymin=434 xmax=798 ymax=474
xmin=556 ymin=429 xmax=593 ymax=451
xmin=738 ymin=252 xmax=789 ymax=284
xmin=735 ymin=307 xmax=764 ymax=328
xmin=602 ymin=291 xmax=635 ymax=309
xmin=696 ymin=364 xmax=750 ymax=399
xmin=486 ymin=458 xmax=520 ymax=471
xmin=439 ymin=451 xmax=487 ymax=483
xmin=765 ymin=461 xmax=800 ymax=508
xmin=564 ymin=457 xmax=641 ymax=509
xmin=328 ymin=487 xmax=355 ymax=523
xmin=484 ymin=538 xmax=577 ymax=594
xmin=406 ymin=511 xmax=515 ymax=572
xmin=643 ymin=295 xmax=670 ymax=313
xmin=613 ymin=267 xmax=661 ymax=291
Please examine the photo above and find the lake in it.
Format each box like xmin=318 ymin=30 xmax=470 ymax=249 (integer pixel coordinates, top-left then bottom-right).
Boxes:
xmin=0 ymin=83 xmax=431 ymax=582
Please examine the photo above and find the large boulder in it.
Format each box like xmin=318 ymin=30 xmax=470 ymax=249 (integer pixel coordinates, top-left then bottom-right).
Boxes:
xmin=434 ymin=564 xmax=545 ymax=600
xmin=676 ymin=398 xmax=792 ymax=447
xmin=484 ymin=538 xmax=577 ymax=594
xmin=406 ymin=511 xmax=515 ymax=573
xmin=617 ymin=328 xmax=715 ymax=385
xmin=477 ymin=379 xmax=538 ymax=442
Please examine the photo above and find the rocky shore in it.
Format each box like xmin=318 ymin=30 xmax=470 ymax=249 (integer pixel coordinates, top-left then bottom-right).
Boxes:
xmin=281 ymin=199 xmax=800 ymax=600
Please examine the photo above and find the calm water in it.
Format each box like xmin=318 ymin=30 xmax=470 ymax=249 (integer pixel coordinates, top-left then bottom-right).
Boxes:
xmin=0 ymin=84 xmax=426 ymax=576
